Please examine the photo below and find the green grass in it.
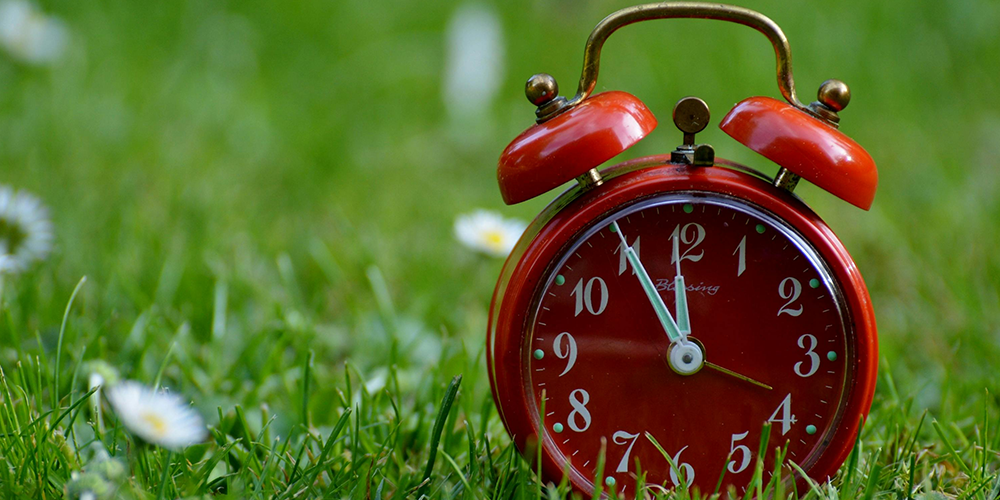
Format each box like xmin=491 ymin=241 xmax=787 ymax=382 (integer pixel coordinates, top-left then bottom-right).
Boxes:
xmin=1 ymin=0 xmax=1000 ymax=498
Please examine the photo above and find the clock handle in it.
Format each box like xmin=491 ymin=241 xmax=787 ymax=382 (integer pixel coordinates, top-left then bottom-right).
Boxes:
xmin=534 ymin=2 xmax=804 ymax=122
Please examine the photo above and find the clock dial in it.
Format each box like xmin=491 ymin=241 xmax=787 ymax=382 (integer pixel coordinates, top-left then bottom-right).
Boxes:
xmin=526 ymin=193 xmax=852 ymax=496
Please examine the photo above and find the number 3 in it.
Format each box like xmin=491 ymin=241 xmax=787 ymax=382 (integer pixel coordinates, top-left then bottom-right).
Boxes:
xmin=794 ymin=334 xmax=819 ymax=377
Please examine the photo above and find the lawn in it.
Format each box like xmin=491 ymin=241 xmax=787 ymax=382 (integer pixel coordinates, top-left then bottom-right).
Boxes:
xmin=1 ymin=0 xmax=999 ymax=498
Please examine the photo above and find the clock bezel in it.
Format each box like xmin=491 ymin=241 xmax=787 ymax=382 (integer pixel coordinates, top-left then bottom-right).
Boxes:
xmin=486 ymin=156 xmax=878 ymax=494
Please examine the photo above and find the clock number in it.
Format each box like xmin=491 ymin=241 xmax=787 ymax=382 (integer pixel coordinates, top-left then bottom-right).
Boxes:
xmin=777 ymin=277 xmax=804 ymax=317
xmin=612 ymin=430 xmax=640 ymax=473
xmin=768 ymin=393 xmax=795 ymax=436
xmin=567 ymin=389 xmax=591 ymax=432
xmin=614 ymin=236 xmax=639 ymax=275
xmin=733 ymin=235 xmax=747 ymax=277
xmin=553 ymin=332 xmax=577 ymax=377
xmin=669 ymin=223 xmax=706 ymax=263
xmin=794 ymin=334 xmax=820 ymax=377
xmin=727 ymin=431 xmax=752 ymax=474
xmin=668 ymin=446 xmax=695 ymax=488
xmin=572 ymin=277 xmax=608 ymax=316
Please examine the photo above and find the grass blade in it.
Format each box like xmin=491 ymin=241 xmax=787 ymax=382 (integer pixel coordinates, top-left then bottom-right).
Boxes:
xmin=932 ymin=419 xmax=975 ymax=477
xmin=419 ymin=374 xmax=462 ymax=497
xmin=52 ymin=276 xmax=87 ymax=407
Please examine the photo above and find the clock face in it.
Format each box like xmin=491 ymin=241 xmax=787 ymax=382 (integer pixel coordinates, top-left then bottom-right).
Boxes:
xmin=525 ymin=193 xmax=853 ymax=496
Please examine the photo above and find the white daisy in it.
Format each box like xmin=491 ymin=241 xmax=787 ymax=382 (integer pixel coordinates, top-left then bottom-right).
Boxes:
xmin=454 ymin=209 xmax=526 ymax=257
xmin=442 ymin=3 xmax=505 ymax=120
xmin=0 ymin=0 xmax=68 ymax=65
xmin=105 ymin=381 xmax=207 ymax=451
xmin=0 ymin=185 xmax=53 ymax=274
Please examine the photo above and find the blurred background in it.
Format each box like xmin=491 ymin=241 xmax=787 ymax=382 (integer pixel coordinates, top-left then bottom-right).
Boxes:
xmin=2 ymin=0 xmax=1000 ymax=450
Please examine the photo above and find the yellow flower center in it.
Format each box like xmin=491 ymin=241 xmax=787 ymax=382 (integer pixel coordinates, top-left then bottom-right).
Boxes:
xmin=483 ymin=230 xmax=504 ymax=249
xmin=140 ymin=412 xmax=169 ymax=437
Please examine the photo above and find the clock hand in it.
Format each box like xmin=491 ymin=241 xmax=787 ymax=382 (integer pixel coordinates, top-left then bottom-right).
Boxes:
xmin=703 ymin=362 xmax=772 ymax=390
xmin=672 ymin=234 xmax=691 ymax=336
xmin=611 ymin=221 xmax=683 ymax=344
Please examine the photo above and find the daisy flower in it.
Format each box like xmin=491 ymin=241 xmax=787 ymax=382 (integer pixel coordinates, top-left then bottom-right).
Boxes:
xmin=442 ymin=3 xmax=505 ymax=120
xmin=0 ymin=0 xmax=68 ymax=65
xmin=0 ymin=185 xmax=53 ymax=274
xmin=105 ymin=381 xmax=207 ymax=451
xmin=454 ymin=209 xmax=526 ymax=257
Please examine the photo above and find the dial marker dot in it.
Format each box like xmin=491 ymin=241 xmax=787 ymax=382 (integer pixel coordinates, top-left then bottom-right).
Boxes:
xmin=553 ymin=423 xmax=564 ymax=433
xmin=806 ymin=424 xmax=817 ymax=435
xmin=809 ymin=278 xmax=820 ymax=288
xmin=683 ymin=203 xmax=694 ymax=213
xmin=827 ymin=351 xmax=838 ymax=361
xmin=609 ymin=224 xmax=618 ymax=233
xmin=755 ymin=223 xmax=766 ymax=234
xmin=555 ymin=275 xmax=565 ymax=286
xmin=605 ymin=476 xmax=616 ymax=487
xmin=533 ymin=349 xmax=544 ymax=360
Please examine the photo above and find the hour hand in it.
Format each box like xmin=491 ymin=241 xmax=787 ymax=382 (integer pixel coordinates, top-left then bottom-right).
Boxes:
xmin=703 ymin=361 xmax=772 ymax=390
xmin=611 ymin=221 xmax=683 ymax=344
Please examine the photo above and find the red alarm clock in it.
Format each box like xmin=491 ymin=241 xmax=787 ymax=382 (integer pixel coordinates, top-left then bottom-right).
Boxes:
xmin=486 ymin=3 xmax=878 ymax=497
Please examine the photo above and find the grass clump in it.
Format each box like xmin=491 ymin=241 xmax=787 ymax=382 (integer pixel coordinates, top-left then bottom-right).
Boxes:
xmin=2 ymin=0 xmax=1000 ymax=498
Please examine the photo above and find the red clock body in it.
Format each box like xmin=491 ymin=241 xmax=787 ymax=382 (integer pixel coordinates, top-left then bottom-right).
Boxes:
xmin=486 ymin=156 xmax=877 ymax=496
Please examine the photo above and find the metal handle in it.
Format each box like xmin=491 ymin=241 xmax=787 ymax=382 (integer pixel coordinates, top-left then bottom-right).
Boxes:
xmin=567 ymin=2 xmax=803 ymax=110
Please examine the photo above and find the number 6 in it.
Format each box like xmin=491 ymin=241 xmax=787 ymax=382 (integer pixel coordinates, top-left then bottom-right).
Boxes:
xmin=668 ymin=446 xmax=695 ymax=487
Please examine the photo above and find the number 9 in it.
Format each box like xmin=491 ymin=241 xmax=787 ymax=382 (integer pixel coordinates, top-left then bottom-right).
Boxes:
xmin=554 ymin=332 xmax=577 ymax=376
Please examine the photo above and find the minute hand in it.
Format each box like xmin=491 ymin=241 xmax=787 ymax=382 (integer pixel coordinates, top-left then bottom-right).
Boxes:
xmin=673 ymin=234 xmax=691 ymax=336
xmin=611 ymin=221 xmax=683 ymax=343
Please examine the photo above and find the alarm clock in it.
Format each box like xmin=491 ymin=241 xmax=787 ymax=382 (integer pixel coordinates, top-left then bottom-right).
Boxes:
xmin=486 ymin=2 xmax=878 ymax=497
